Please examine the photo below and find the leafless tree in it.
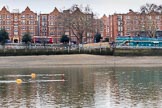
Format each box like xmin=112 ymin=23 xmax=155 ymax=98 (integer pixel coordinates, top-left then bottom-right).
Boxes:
xmin=157 ymin=5 xmax=162 ymax=13
xmin=140 ymin=3 xmax=158 ymax=13
xmin=62 ymin=5 xmax=95 ymax=44
xmin=139 ymin=3 xmax=159 ymax=37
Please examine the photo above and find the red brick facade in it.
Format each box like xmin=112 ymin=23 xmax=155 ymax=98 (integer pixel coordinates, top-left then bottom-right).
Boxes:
xmin=39 ymin=7 xmax=94 ymax=44
xmin=109 ymin=10 xmax=162 ymax=41
xmin=0 ymin=7 xmax=13 ymax=41
xmin=100 ymin=14 xmax=109 ymax=40
xmin=0 ymin=6 xmax=106 ymax=44
xmin=0 ymin=6 xmax=37 ymax=43
xmin=1 ymin=6 xmax=162 ymax=43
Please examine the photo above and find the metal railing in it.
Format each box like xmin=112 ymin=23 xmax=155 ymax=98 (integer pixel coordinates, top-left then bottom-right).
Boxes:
xmin=116 ymin=45 xmax=162 ymax=49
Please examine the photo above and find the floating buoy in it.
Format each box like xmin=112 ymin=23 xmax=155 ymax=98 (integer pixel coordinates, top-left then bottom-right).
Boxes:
xmin=16 ymin=79 xmax=22 ymax=84
xmin=31 ymin=73 xmax=36 ymax=79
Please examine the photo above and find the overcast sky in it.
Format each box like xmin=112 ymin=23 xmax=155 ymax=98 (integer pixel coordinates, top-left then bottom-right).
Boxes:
xmin=0 ymin=0 xmax=161 ymax=17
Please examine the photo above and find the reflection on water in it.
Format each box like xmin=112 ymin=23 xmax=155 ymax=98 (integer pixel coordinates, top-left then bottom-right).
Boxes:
xmin=0 ymin=67 xmax=162 ymax=108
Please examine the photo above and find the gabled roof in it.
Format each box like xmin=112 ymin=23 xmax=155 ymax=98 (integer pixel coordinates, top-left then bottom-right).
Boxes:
xmin=49 ymin=7 xmax=60 ymax=15
xmin=0 ymin=6 xmax=10 ymax=13
xmin=72 ymin=7 xmax=83 ymax=15
xmin=102 ymin=14 xmax=107 ymax=18
xmin=2 ymin=6 xmax=7 ymax=11
xmin=21 ymin=6 xmax=36 ymax=15
xmin=100 ymin=14 xmax=108 ymax=20
xmin=25 ymin=6 xmax=30 ymax=11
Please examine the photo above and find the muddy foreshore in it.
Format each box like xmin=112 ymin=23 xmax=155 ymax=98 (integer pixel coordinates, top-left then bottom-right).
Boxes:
xmin=0 ymin=54 xmax=161 ymax=68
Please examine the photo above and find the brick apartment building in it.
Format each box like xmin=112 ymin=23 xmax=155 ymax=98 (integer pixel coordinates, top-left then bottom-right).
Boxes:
xmin=109 ymin=9 xmax=162 ymax=41
xmin=0 ymin=6 xmax=37 ymax=43
xmin=0 ymin=6 xmax=107 ymax=44
xmin=39 ymin=7 xmax=63 ymax=43
xmin=4 ymin=6 xmax=162 ymax=44
xmin=0 ymin=7 xmax=109 ymax=43
xmin=39 ymin=7 xmax=95 ymax=44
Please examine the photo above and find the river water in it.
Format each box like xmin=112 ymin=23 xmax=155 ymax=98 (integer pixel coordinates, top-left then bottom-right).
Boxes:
xmin=0 ymin=66 xmax=162 ymax=108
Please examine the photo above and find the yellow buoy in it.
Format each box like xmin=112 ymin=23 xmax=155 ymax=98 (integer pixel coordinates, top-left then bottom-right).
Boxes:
xmin=16 ymin=79 xmax=22 ymax=84
xmin=31 ymin=73 xmax=36 ymax=79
